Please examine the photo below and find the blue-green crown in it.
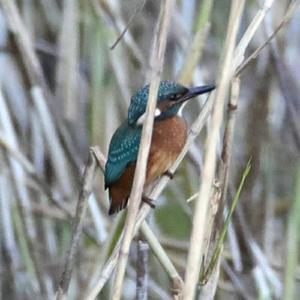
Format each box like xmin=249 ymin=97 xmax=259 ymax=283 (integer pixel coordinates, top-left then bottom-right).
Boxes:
xmin=127 ymin=80 xmax=188 ymax=125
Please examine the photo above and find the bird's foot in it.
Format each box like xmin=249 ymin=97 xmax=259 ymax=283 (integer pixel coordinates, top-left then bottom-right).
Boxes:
xmin=163 ymin=170 xmax=174 ymax=179
xmin=142 ymin=196 xmax=156 ymax=209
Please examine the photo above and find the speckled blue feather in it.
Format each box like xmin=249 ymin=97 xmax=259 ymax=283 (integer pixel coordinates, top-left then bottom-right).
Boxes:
xmin=104 ymin=121 xmax=142 ymax=188
xmin=128 ymin=80 xmax=188 ymax=125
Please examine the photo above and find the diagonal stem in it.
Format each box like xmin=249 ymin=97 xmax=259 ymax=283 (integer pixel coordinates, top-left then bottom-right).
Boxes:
xmin=55 ymin=150 xmax=97 ymax=300
xmin=111 ymin=1 xmax=176 ymax=299
xmin=181 ymin=1 xmax=245 ymax=298
xmin=91 ymin=147 xmax=183 ymax=294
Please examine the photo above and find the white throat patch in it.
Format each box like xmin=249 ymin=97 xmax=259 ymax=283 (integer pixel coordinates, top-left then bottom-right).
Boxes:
xmin=178 ymin=101 xmax=188 ymax=117
xmin=137 ymin=108 xmax=162 ymax=125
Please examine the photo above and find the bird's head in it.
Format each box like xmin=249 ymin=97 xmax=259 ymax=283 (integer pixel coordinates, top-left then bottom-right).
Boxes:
xmin=127 ymin=80 xmax=215 ymax=126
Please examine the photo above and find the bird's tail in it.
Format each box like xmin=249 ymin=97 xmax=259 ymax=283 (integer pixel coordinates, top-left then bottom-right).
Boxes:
xmin=108 ymin=195 xmax=129 ymax=215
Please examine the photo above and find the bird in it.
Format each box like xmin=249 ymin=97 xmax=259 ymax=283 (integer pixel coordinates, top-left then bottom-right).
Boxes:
xmin=104 ymin=80 xmax=215 ymax=215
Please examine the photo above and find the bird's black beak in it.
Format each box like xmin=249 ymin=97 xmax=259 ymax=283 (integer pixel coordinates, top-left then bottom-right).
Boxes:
xmin=180 ymin=84 xmax=215 ymax=103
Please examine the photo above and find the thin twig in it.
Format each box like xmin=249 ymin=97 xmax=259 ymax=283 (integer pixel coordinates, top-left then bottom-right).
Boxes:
xmin=55 ymin=149 xmax=97 ymax=300
xmin=215 ymin=78 xmax=242 ymax=272
xmin=200 ymin=159 xmax=251 ymax=284
xmin=234 ymin=193 xmax=283 ymax=296
xmin=111 ymin=2 xmax=176 ymax=298
xmin=127 ymin=265 xmax=172 ymax=300
xmin=182 ymin=1 xmax=245 ymax=298
xmin=110 ymin=0 xmax=147 ymax=50
xmin=232 ymin=0 xmax=275 ymax=72
xmin=266 ymin=7 xmax=300 ymax=150
xmin=92 ymin=0 xmax=146 ymax=69
xmin=0 ymin=131 xmax=69 ymax=214
xmin=0 ymin=132 xmax=100 ymax=244
xmin=140 ymin=223 xmax=183 ymax=299
xmin=216 ymin=77 xmax=241 ymax=228
xmin=236 ymin=0 xmax=300 ymax=76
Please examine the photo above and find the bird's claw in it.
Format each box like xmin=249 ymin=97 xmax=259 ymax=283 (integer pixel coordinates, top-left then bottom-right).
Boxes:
xmin=163 ymin=170 xmax=174 ymax=179
xmin=142 ymin=196 xmax=156 ymax=209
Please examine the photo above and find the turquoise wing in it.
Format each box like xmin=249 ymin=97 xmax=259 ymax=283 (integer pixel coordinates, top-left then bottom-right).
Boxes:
xmin=104 ymin=122 xmax=141 ymax=189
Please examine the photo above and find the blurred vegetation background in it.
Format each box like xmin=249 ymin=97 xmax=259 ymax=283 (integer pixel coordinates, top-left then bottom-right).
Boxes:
xmin=0 ymin=0 xmax=299 ymax=299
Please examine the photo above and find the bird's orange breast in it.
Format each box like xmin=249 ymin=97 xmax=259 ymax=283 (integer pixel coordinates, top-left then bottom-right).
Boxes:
xmin=108 ymin=116 xmax=187 ymax=214
xmin=146 ymin=116 xmax=187 ymax=184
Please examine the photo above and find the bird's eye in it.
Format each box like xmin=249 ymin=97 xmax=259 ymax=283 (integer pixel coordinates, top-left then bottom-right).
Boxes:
xmin=169 ymin=94 xmax=177 ymax=101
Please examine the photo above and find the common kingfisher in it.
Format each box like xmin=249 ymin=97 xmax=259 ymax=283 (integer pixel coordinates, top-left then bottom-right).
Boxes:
xmin=105 ymin=81 xmax=215 ymax=215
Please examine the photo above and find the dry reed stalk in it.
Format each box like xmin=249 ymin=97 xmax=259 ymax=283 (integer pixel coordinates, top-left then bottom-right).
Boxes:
xmin=0 ymin=131 xmax=69 ymax=215
xmin=0 ymin=0 xmax=49 ymax=90
xmin=232 ymin=0 xmax=274 ymax=71
xmin=55 ymin=0 xmax=79 ymax=122
xmin=284 ymin=164 xmax=300 ymax=300
xmin=0 ymin=132 xmax=101 ymax=245
xmin=200 ymin=254 xmax=221 ymax=300
xmin=126 ymin=265 xmax=172 ymax=300
xmin=1 ymin=0 xmax=84 ymax=178
xmin=55 ymin=150 xmax=97 ymax=300
xmin=202 ymin=78 xmax=241 ymax=292
xmin=0 ymin=172 xmax=20 ymax=291
xmin=181 ymin=1 xmax=296 ymax=295
xmin=1 ymin=0 xmax=78 ymax=195
xmin=111 ymin=1 xmax=175 ymax=298
xmin=0 ymin=88 xmax=49 ymax=297
xmin=31 ymin=87 xmax=73 ymax=196
xmin=136 ymin=236 xmax=149 ymax=300
xmin=215 ymin=77 xmax=241 ymax=230
xmin=181 ymin=1 xmax=245 ymax=299
xmin=140 ymin=223 xmax=183 ymax=299
xmin=266 ymin=6 xmax=300 ymax=149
